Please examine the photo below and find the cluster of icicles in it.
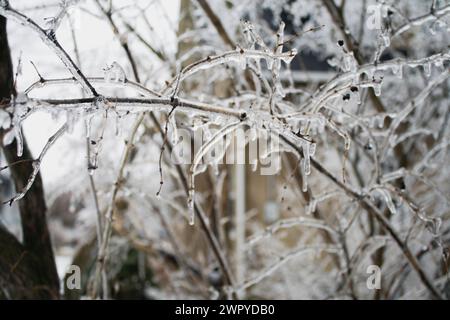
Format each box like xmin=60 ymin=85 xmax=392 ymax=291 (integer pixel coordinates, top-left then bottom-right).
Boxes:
xmin=1 ymin=12 xmax=449 ymax=227
xmin=185 ymin=111 xmax=318 ymax=226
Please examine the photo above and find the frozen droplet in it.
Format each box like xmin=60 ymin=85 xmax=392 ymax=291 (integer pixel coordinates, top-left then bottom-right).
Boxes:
xmin=280 ymin=49 xmax=297 ymax=64
xmin=434 ymin=59 xmax=444 ymax=68
xmin=327 ymin=57 xmax=339 ymax=68
xmin=103 ymin=61 xmax=126 ymax=83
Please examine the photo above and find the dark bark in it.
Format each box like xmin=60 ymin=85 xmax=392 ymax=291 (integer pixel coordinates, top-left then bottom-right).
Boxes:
xmin=0 ymin=16 xmax=60 ymax=299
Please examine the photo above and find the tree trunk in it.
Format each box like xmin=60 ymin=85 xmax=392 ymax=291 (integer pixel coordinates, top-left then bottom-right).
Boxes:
xmin=0 ymin=16 xmax=60 ymax=300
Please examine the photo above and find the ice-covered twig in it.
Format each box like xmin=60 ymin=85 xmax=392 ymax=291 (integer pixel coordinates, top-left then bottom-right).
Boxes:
xmin=236 ymin=245 xmax=342 ymax=291
xmin=391 ymin=4 xmax=450 ymax=38
xmin=279 ymin=134 xmax=445 ymax=299
xmin=35 ymin=96 xmax=246 ymax=119
xmin=25 ymin=77 xmax=161 ymax=97
xmin=164 ymin=48 xmax=297 ymax=94
xmin=0 ymin=5 xmax=98 ymax=96
xmin=188 ymin=119 xmax=247 ymax=225
xmin=306 ymin=52 xmax=450 ymax=113
xmin=380 ymin=69 xmax=449 ymax=160
xmin=246 ymin=216 xmax=339 ymax=249
xmin=3 ymin=123 xmax=67 ymax=205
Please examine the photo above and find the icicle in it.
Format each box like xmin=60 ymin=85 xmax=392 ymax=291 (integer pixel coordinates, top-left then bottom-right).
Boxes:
xmin=188 ymin=187 xmax=195 ymax=226
xmin=188 ymin=121 xmax=244 ymax=225
xmin=423 ymin=62 xmax=431 ymax=77
xmin=327 ymin=56 xmax=340 ymax=68
xmin=169 ymin=112 xmax=179 ymax=145
xmin=373 ymin=82 xmax=382 ymax=96
xmin=327 ymin=119 xmax=350 ymax=151
xmin=309 ymin=142 xmax=316 ymax=157
xmin=301 ymin=158 xmax=308 ymax=192
xmin=14 ymin=126 xmax=23 ymax=157
xmin=343 ymin=52 xmax=357 ymax=73
xmin=306 ymin=198 xmax=317 ymax=215
xmin=85 ymin=114 xmax=93 ymax=138
xmin=249 ymin=127 xmax=258 ymax=141
xmin=353 ymin=87 xmax=362 ymax=104
xmin=303 ymin=142 xmax=311 ymax=175
xmin=239 ymin=54 xmax=246 ymax=70
xmin=381 ymin=168 xmax=406 ymax=183
xmin=375 ymin=188 xmax=397 ymax=215
xmin=115 ymin=113 xmax=123 ymax=136
xmin=250 ymin=158 xmax=258 ymax=172
xmin=381 ymin=33 xmax=390 ymax=47
xmin=274 ymin=80 xmax=285 ymax=97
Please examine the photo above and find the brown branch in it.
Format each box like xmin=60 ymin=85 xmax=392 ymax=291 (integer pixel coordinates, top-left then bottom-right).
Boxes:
xmin=196 ymin=0 xmax=235 ymax=49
